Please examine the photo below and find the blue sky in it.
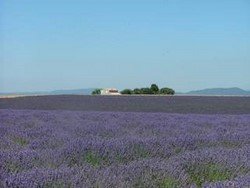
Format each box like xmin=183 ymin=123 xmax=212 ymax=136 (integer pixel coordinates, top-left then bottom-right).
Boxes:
xmin=1 ymin=0 xmax=250 ymax=92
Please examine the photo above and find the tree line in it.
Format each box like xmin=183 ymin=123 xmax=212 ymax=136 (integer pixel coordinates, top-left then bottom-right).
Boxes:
xmin=120 ymin=84 xmax=175 ymax=95
xmin=92 ymin=84 xmax=175 ymax=95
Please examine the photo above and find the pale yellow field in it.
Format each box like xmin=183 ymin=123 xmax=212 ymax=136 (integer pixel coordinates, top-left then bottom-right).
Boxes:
xmin=0 ymin=95 xmax=25 ymax=98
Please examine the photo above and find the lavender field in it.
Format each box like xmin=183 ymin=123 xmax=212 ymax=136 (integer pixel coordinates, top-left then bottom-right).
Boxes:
xmin=1 ymin=95 xmax=250 ymax=114
xmin=0 ymin=108 xmax=249 ymax=188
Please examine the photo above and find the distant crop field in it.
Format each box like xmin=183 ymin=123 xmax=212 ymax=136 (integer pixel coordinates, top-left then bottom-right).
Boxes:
xmin=1 ymin=95 xmax=250 ymax=114
xmin=0 ymin=95 xmax=25 ymax=99
xmin=0 ymin=109 xmax=249 ymax=187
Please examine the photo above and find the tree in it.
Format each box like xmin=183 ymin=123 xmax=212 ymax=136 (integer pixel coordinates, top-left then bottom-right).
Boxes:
xmin=92 ymin=89 xmax=101 ymax=95
xmin=141 ymin=87 xmax=154 ymax=94
xmin=160 ymin=88 xmax=175 ymax=95
xmin=150 ymin=84 xmax=159 ymax=94
xmin=133 ymin=88 xmax=142 ymax=94
xmin=120 ymin=89 xmax=133 ymax=95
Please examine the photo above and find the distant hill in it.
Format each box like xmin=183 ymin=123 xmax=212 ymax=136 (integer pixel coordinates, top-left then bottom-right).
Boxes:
xmin=50 ymin=88 xmax=95 ymax=95
xmin=0 ymin=88 xmax=95 ymax=96
xmin=186 ymin=87 xmax=250 ymax=96
xmin=2 ymin=87 xmax=250 ymax=97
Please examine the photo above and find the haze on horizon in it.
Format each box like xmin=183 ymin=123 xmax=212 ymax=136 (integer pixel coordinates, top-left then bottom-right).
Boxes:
xmin=1 ymin=0 xmax=250 ymax=93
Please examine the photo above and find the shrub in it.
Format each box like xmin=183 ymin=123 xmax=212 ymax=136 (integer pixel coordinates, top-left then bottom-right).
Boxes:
xmin=141 ymin=88 xmax=154 ymax=94
xmin=133 ymin=88 xmax=142 ymax=94
xmin=120 ymin=89 xmax=133 ymax=95
xmin=92 ymin=89 xmax=101 ymax=95
xmin=150 ymin=84 xmax=159 ymax=94
xmin=160 ymin=88 xmax=175 ymax=95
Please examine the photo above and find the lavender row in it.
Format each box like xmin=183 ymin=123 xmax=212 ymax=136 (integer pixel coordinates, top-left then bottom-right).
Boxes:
xmin=0 ymin=109 xmax=250 ymax=187
xmin=1 ymin=95 xmax=250 ymax=114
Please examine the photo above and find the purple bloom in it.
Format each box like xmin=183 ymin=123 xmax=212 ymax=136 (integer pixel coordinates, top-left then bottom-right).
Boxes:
xmin=0 ymin=109 xmax=249 ymax=187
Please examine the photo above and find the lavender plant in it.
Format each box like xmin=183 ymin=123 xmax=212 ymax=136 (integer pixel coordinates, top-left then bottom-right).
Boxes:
xmin=0 ymin=109 xmax=249 ymax=187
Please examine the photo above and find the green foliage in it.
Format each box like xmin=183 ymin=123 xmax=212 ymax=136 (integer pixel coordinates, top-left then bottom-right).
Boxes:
xmin=159 ymin=177 xmax=180 ymax=188
xmin=92 ymin=89 xmax=101 ymax=95
xmin=174 ymin=147 xmax=182 ymax=154
xmin=133 ymin=175 xmax=179 ymax=188
xmin=114 ymin=145 xmax=149 ymax=164
xmin=133 ymin=178 xmax=146 ymax=188
xmin=120 ymin=89 xmax=133 ymax=95
xmin=5 ymin=161 xmax=21 ymax=173
xmin=133 ymin=144 xmax=149 ymax=159
xmin=150 ymin=84 xmax=159 ymax=94
xmin=84 ymin=152 xmax=101 ymax=167
xmin=67 ymin=151 xmax=105 ymax=167
xmin=44 ymin=181 xmax=71 ymax=188
xmin=186 ymin=163 xmax=232 ymax=187
xmin=120 ymin=84 xmax=175 ymax=95
xmin=12 ymin=136 xmax=29 ymax=146
xmin=141 ymin=87 xmax=154 ymax=94
xmin=220 ymin=141 xmax=242 ymax=148
xmin=160 ymin=88 xmax=175 ymax=95
xmin=133 ymin=88 xmax=142 ymax=94
xmin=68 ymin=151 xmax=104 ymax=167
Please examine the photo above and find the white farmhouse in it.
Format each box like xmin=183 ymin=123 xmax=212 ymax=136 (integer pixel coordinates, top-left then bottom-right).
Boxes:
xmin=100 ymin=88 xmax=121 ymax=95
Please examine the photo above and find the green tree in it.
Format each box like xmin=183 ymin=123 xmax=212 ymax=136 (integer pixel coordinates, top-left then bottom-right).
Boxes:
xmin=92 ymin=89 xmax=101 ymax=95
xmin=150 ymin=84 xmax=159 ymax=94
xmin=141 ymin=87 xmax=154 ymax=94
xmin=160 ymin=88 xmax=175 ymax=95
xmin=120 ymin=89 xmax=133 ymax=95
xmin=133 ymin=88 xmax=142 ymax=94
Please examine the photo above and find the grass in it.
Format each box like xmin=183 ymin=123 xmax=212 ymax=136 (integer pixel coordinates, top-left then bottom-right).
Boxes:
xmin=158 ymin=177 xmax=180 ymax=188
xmin=84 ymin=151 xmax=102 ymax=167
xmin=133 ymin=175 xmax=180 ymax=188
xmin=68 ymin=151 xmax=108 ymax=167
xmin=12 ymin=136 xmax=29 ymax=146
xmin=114 ymin=145 xmax=150 ymax=164
xmin=44 ymin=181 xmax=71 ymax=188
xmin=133 ymin=144 xmax=150 ymax=159
xmin=186 ymin=163 xmax=232 ymax=187
xmin=5 ymin=161 xmax=21 ymax=173
xmin=220 ymin=141 xmax=242 ymax=148
xmin=197 ymin=140 xmax=243 ymax=149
